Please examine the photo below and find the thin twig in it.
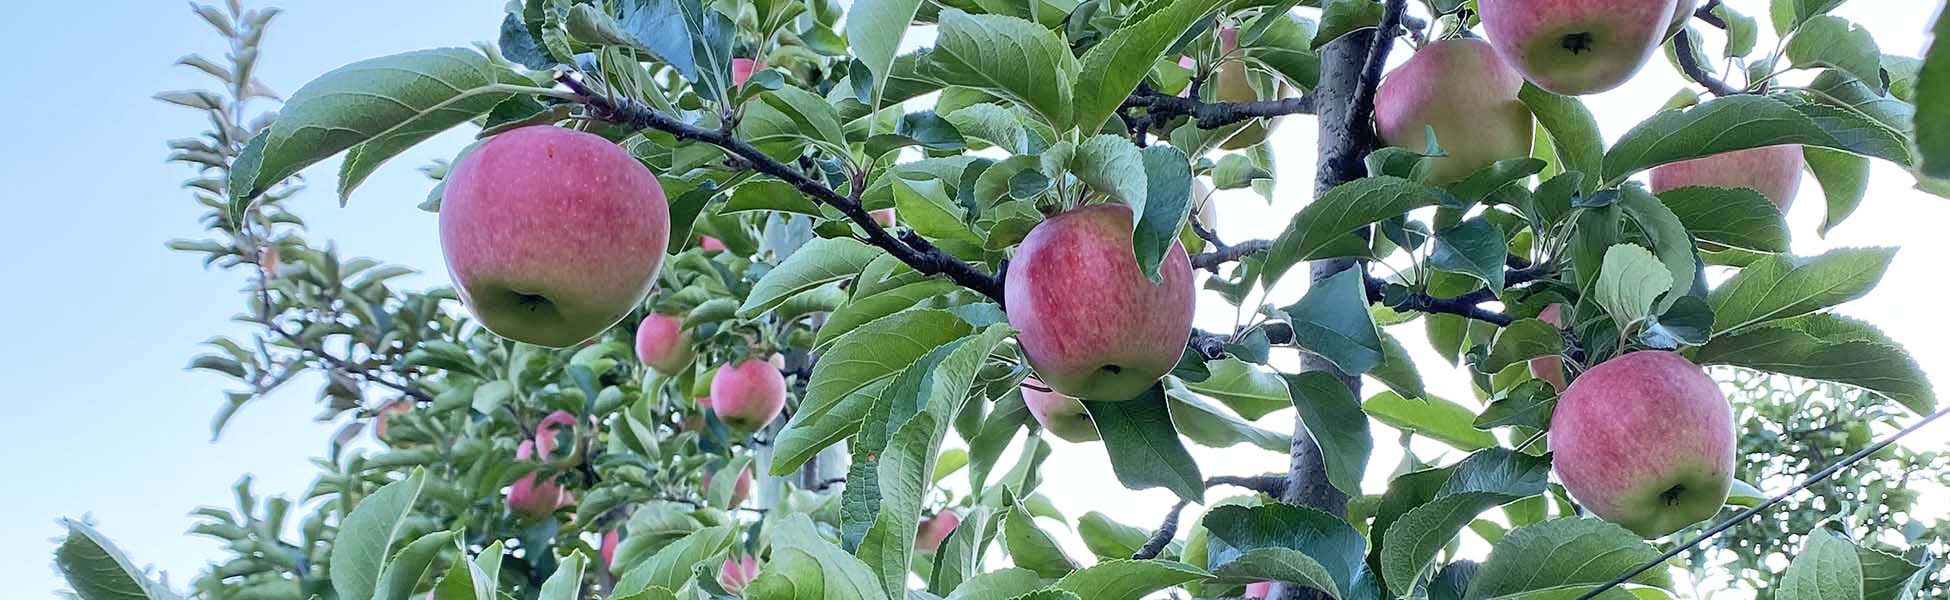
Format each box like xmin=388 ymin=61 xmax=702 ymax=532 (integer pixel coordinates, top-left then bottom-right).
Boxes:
xmin=1192 ymin=239 xmax=1273 ymax=271
xmin=1671 ymin=31 xmax=1742 ymax=96
xmin=1132 ymin=499 xmax=1189 ymax=560
xmin=1122 ymin=87 xmax=1318 ymax=130
xmin=1572 ymin=403 xmax=1950 ymax=600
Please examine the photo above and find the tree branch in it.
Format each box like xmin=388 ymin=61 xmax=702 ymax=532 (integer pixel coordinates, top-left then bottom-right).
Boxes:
xmin=557 ymin=73 xmax=1007 ymax=304
xmin=1671 ymin=32 xmax=1742 ymax=97
xmin=1191 ymin=239 xmax=1272 ymax=271
xmin=1122 ymin=86 xmax=1317 ymax=130
xmin=1130 ymin=475 xmax=1290 ymax=560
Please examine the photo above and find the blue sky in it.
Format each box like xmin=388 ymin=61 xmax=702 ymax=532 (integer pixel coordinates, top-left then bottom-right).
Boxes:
xmin=2 ymin=1 xmax=1946 ymax=598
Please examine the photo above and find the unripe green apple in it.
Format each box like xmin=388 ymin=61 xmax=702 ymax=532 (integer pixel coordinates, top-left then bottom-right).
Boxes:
xmin=1528 ymin=304 xmax=1568 ymax=391
xmin=508 ymin=440 xmax=576 ymax=519
xmin=635 ymin=313 xmax=695 ymax=376
xmin=1005 ymin=204 xmax=1195 ymax=402
xmin=1375 ymin=38 xmax=1534 ymax=183
xmin=915 ymin=509 xmax=961 ymax=551
xmin=702 ymin=464 xmax=755 ymax=507
xmin=1023 ymin=377 xmax=1100 ymax=442
xmin=1551 ymin=350 xmax=1733 ymax=538
xmin=709 ymin=357 xmax=787 ymax=431
xmin=440 ymin=126 xmax=670 ymax=348
xmin=1479 ymin=0 xmax=1680 ymax=95
xmin=1649 ymin=145 xmax=1804 ymax=211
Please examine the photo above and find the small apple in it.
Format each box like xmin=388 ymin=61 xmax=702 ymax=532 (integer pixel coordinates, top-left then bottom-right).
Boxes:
xmin=720 ymin=554 xmax=760 ymax=594
xmin=1245 ymin=582 xmax=1274 ymax=599
xmin=1528 ymin=304 xmax=1569 ymax=391
xmin=599 ymin=529 xmax=620 ymax=570
xmin=1551 ymin=350 xmax=1733 ymax=538
xmin=372 ymin=400 xmax=412 ymax=442
xmin=1649 ymin=145 xmax=1804 ymax=211
xmin=508 ymin=440 xmax=576 ymax=519
xmin=1022 ymin=377 xmax=1100 ymax=443
xmin=1005 ymin=204 xmax=1194 ymax=402
xmin=871 ymin=208 xmax=897 ymax=227
xmin=915 ymin=510 xmax=961 ymax=551
xmin=698 ymin=236 xmax=727 ymax=252
xmin=731 ymin=58 xmax=764 ymax=87
xmin=1214 ymin=26 xmax=1293 ymax=150
xmin=702 ymin=464 xmax=755 ymax=507
xmin=534 ymin=410 xmax=580 ymax=466
xmin=440 ymin=126 xmax=670 ymax=348
xmin=1478 ymin=0 xmax=1680 ymax=95
xmin=710 ymin=358 xmax=787 ymax=431
xmin=635 ymin=313 xmax=695 ymax=375
xmin=1375 ymin=38 xmax=1534 ymax=183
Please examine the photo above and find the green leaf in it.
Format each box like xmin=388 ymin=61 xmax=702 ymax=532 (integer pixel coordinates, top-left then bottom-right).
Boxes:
xmin=845 ymin=0 xmax=927 ymax=111
xmin=1215 ymin=154 xmax=1274 ymax=189
xmin=1601 ymin=95 xmax=1913 ymax=185
xmin=1209 ymin=548 xmax=1343 ymax=599
xmin=1717 ymin=3 xmax=1760 ymax=57
xmin=1183 ymin=358 xmax=1293 ymax=421
xmin=614 ymin=527 xmax=739 ymax=596
xmin=773 ymin=310 xmax=974 ymax=474
xmin=1772 ymin=0 xmax=1848 ymax=34
xmin=942 ymin=568 xmax=1044 ymax=600
xmin=230 ymin=48 xmax=524 ymax=203
xmin=762 ymin=86 xmax=849 ymax=151
xmin=1201 ymin=503 xmax=1366 ymax=595
xmin=1078 ymin=512 xmax=1154 ymax=560
xmin=724 ymin=178 xmax=824 ymax=216
xmin=1261 ymin=177 xmax=1446 ymax=288
xmin=892 ymin=176 xmax=986 ymax=257
xmin=1082 ymin=384 xmax=1206 ymax=503
xmin=1856 ymin=543 xmax=1926 ymax=600
xmin=1917 ymin=7 xmax=1950 ymax=178
xmin=1312 ymin=0 xmax=1385 ymax=49
xmin=1592 ymin=244 xmax=1673 ymax=329
xmin=1363 ymin=391 xmax=1497 ymax=450
xmin=1655 ymin=186 xmax=1789 ymax=253
xmin=1520 ymin=84 xmax=1604 ymax=190
xmin=740 ymin=238 xmax=885 ymax=318
xmin=1786 ymin=16 xmax=1884 ymax=87
xmin=1054 ymin=560 xmax=1212 ymax=599
xmin=1165 ymin=383 xmax=1291 ymax=452
xmin=1778 ymin=529 xmax=1864 ymax=600
xmin=769 ymin=514 xmax=891 ymax=600
xmin=1369 ymin=330 xmax=1428 ymax=399
xmin=1072 ymin=134 xmax=1150 ymax=211
xmin=1474 ymin=319 xmax=1566 ymax=374
xmin=817 ymin=279 xmax=959 ymax=350
xmin=945 ymin=103 xmax=1038 ymax=154
xmin=537 ymin=551 xmax=587 ymax=600
xmin=1003 ymin=499 xmax=1079 ymax=578
xmin=1617 ymin=185 xmax=1700 ymax=315
xmin=1134 ymin=144 xmax=1194 ymax=281
xmin=1706 ymin=247 xmax=1895 ymax=336
xmin=1467 ymin=519 xmax=1670 ymax=599
xmin=1695 ymin=313 xmax=1935 ymax=414
xmin=930 ymin=507 xmax=996 ymax=594
xmin=1280 ymin=267 xmax=1384 ymax=376
xmin=1429 ymin=218 xmax=1508 ymax=292
xmin=1376 ymin=449 xmax=1552 ymax=596
xmin=1285 ymin=372 xmax=1373 ymax=497
xmin=1474 ymin=380 xmax=1558 ymax=431
xmin=330 ymin=470 xmax=428 ymax=600
xmin=925 ymin=9 xmax=1076 ymax=131
xmin=1804 ymin=147 xmax=1871 ymax=236
xmin=1073 ymin=0 xmax=1227 ymax=134
xmin=374 ymin=530 xmax=459 ymax=600
xmin=55 ymin=519 xmax=170 ymax=600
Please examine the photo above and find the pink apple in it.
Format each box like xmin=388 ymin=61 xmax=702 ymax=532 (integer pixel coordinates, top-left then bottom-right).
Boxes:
xmin=1528 ymin=304 xmax=1569 ymax=391
xmin=1245 ymin=581 xmax=1274 ymax=599
xmin=440 ymin=126 xmax=670 ymax=348
xmin=1551 ymin=350 xmax=1733 ymax=538
xmin=508 ymin=440 xmax=575 ymax=519
xmin=720 ymin=554 xmax=760 ymax=593
xmin=1022 ymin=377 xmax=1099 ymax=442
xmin=1649 ymin=145 xmax=1804 ymax=211
xmin=372 ymin=399 xmax=412 ymax=442
xmin=731 ymin=58 xmax=764 ymax=87
xmin=600 ymin=529 xmax=620 ymax=570
xmin=1479 ymin=0 xmax=1680 ymax=95
xmin=1375 ymin=38 xmax=1534 ymax=183
xmin=701 ymin=464 xmax=754 ymax=507
xmin=534 ymin=410 xmax=580 ymax=466
xmin=915 ymin=510 xmax=961 ymax=551
xmin=1005 ymin=204 xmax=1194 ymax=402
xmin=698 ymin=236 xmax=727 ymax=252
xmin=709 ymin=358 xmax=787 ymax=431
xmin=871 ymin=208 xmax=897 ymax=227
xmin=635 ymin=313 xmax=695 ymax=375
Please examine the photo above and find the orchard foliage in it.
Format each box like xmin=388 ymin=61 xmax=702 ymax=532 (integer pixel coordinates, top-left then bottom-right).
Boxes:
xmin=55 ymin=0 xmax=1950 ymax=599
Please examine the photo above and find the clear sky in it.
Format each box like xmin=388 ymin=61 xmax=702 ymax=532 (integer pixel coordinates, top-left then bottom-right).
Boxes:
xmin=1 ymin=1 xmax=1944 ymax=598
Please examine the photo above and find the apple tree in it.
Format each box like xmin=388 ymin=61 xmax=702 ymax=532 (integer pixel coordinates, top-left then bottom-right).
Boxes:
xmin=55 ymin=0 xmax=1950 ymax=599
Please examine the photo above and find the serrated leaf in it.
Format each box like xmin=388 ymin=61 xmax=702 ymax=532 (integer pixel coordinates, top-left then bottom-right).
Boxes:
xmin=1082 ymin=384 xmax=1206 ymax=503
xmin=1467 ymin=519 xmax=1670 ymax=599
xmin=55 ymin=519 xmax=171 ymax=600
xmin=925 ymin=9 xmax=1076 ymax=130
xmin=1706 ymin=247 xmax=1895 ymax=335
xmin=1475 ymin=319 xmax=1566 ymax=374
xmin=846 ymin=0 xmax=927 ymax=112
xmin=772 ymin=310 xmax=974 ymax=474
xmin=1655 ymin=186 xmax=1789 ymax=253
xmin=1786 ymin=16 xmax=1884 ymax=88
xmin=1376 ymin=450 xmax=1551 ymax=596
xmin=1593 ymin=244 xmax=1672 ymax=328
xmin=1916 ymin=8 xmax=1950 ymax=178
xmin=1262 ymin=177 xmax=1446 ymax=288
xmin=1073 ymin=0 xmax=1227 ymax=134
xmin=1695 ymin=313 xmax=1935 ymax=414
xmin=740 ymin=238 xmax=884 ymax=317
xmin=1521 ymin=85 xmax=1603 ymax=190
xmin=1430 ymin=217 xmax=1508 ymax=292
xmin=1778 ymin=529 xmax=1864 ymax=600
xmin=330 ymin=470 xmax=428 ymax=600
xmin=1284 ymin=371 xmax=1373 ymax=496
xmin=1602 ymin=95 xmax=1913 ymax=185
xmin=1003 ymin=500 xmax=1079 ymax=578
xmin=1363 ymin=392 xmax=1498 ymax=450
xmin=1184 ymin=358 xmax=1292 ymax=420
xmin=1281 ymin=267 xmax=1384 ymax=375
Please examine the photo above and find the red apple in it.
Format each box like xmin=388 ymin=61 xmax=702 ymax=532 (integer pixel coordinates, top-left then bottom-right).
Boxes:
xmin=1375 ymin=38 xmax=1534 ymax=183
xmin=372 ymin=399 xmax=412 ymax=442
xmin=1649 ymin=145 xmax=1804 ymax=211
xmin=1246 ymin=581 xmax=1274 ymax=599
xmin=1551 ymin=350 xmax=1733 ymax=538
xmin=720 ymin=554 xmax=760 ymax=593
xmin=1528 ymin=304 xmax=1569 ymax=392
xmin=915 ymin=510 xmax=961 ymax=551
xmin=871 ymin=208 xmax=897 ymax=227
xmin=534 ymin=410 xmax=580 ymax=466
xmin=1005 ymin=204 xmax=1194 ymax=401
xmin=1023 ymin=377 xmax=1099 ymax=443
xmin=508 ymin=440 xmax=576 ymax=519
xmin=710 ymin=358 xmax=787 ymax=431
xmin=440 ymin=126 xmax=670 ymax=348
xmin=701 ymin=464 xmax=755 ymax=507
xmin=1479 ymin=0 xmax=1680 ymax=95
xmin=731 ymin=58 xmax=764 ymax=87
xmin=635 ymin=313 xmax=695 ymax=375
xmin=600 ymin=529 xmax=620 ymax=570
xmin=698 ymin=236 xmax=727 ymax=252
